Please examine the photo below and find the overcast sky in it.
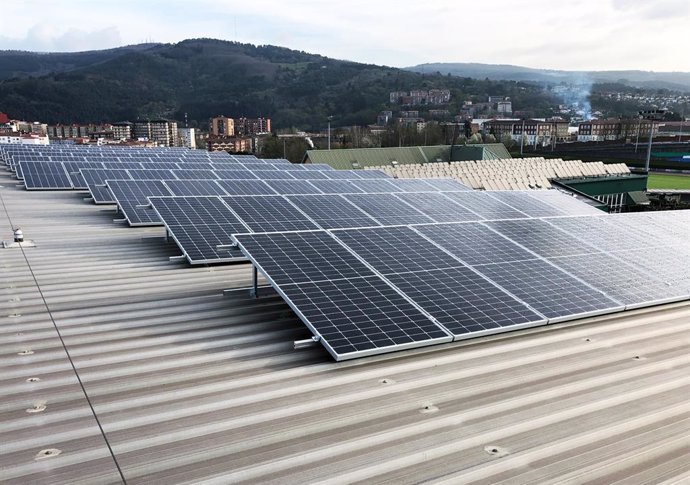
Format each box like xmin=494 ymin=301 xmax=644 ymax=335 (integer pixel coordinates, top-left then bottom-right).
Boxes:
xmin=2 ymin=0 xmax=689 ymax=72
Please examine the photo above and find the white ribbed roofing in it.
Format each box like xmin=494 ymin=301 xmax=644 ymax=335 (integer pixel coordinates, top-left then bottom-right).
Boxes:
xmin=1 ymin=168 xmax=689 ymax=484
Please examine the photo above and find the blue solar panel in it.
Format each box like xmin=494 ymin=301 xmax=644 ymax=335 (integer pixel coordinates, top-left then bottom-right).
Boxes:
xmin=216 ymin=179 xmax=276 ymax=195
xmin=392 ymin=193 xmax=482 ymax=222
xmin=149 ymin=196 xmax=248 ymax=264
xmin=264 ymin=180 xmax=323 ymax=195
xmin=342 ymin=193 xmax=434 ymax=225
xmin=234 ymin=231 xmax=451 ymax=360
xmin=172 ymin=169 xmax=219 ymax=180
xmin=106 ymin=179 xmax=171 ymax=226
xmin=286 ymin=195 xmax=380 ymax=229
xmin=164 ymin=179 xmax=228 ymax=196
xmin=21 ymin=162 xmax=73 ymax=190
xmin=307 ymin=180 xmax=362 ymax=194
xmin=222 ymin=195 xmax=320 ymax=232
xmin=214 ymin=169 xmax=259 ymax=180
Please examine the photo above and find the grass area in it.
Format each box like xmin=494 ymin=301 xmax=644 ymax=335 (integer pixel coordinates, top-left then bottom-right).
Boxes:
xmin=647 ymin=173 xmax=690 ymax=190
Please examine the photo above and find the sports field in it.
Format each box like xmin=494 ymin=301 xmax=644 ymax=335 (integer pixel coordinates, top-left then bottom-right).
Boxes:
xmin=647 ymin=173 xmax=690 ymax=190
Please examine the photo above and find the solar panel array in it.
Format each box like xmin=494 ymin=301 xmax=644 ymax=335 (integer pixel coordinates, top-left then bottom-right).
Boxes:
xmin=4 ymin=144 xmax=689 ymax=362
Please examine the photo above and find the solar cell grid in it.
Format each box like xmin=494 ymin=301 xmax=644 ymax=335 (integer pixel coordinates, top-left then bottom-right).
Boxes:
xmin=443 ymin=192 xmax=529 ymax=220
xmin=487 ymin=191 xmax=566 ymax=217
xmin=172 ymin=169 xmax=219 ymax=180
xmin=286 ymin=195 xmax=379 ymax=229
xmin=222 ymin=195 xmax=319 ymax=232
xmin=485 ymin=218 xmax=602 ymax=258
xmin=322 ymin=170 xmax=367 ymax=180
xmin=547 ymin=253 xmax=687 ymax=307
xmin=350 ymin=179 xmax=399 ymax=193
xmin=415 ymin=222 xmax=537 ymax=266
xmin=252 ymin=170 xmax=297 ymax=180
xmin=388 ymin=179 xmax=438 ymax=192
xmin=233 ymin=231 xmax=376 ymax=285
xmin=21 ymin=161 xmax=73 ymax=190
xmin=307 ymin=180 xmax=362 ymax=194
xmin=475 ymin=259 xmax=622 ymax=321
xmin=353 ymin=170 xmax=390 ymax=179
xmin=343 ymin=193 xmax=434 ymax=225
xmin=127 ymin=169 xmax=175 ymax=180
xmin=333 ymin=226 xmax=465 ymax=275
xmin=264 ymin=180 xmax=323 ymax=195
xmin=216 ymin=179 xmax=276 ymax=195
xmin=385 ymin=267 xmax=546 ymax=337
xmin=287 ymin=170 xmax=331 ymax=180
xmin=106 ymin=179 xmax=171 ymax=225
xmin=214 ymin=169 xmax=259 ymax=180
xmin=278 ymin=278 xmax=450 ymax=359
xmin=393 ymin=192 xmax=482 ymax=223
xmin=163 ymin=179 xmax=228 ymax=196
xmin=422 ymin=178 xmax=472 ymax=191
xmin=526 ymin=190 xmax=603 ymax=216
xmin=149 ymin=196 xmax=247 ymax=263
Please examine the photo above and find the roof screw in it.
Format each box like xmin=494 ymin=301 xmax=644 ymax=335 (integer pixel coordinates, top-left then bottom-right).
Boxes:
xmin=26 ymin=403 xmax=47 ymax=413
xmin=17 ymin=350 xmax=34 ymax=356
xmin=26 ymin=377 xmax=41 ymax=383
xmin=34 ymin=448 xmax=61 ymax=460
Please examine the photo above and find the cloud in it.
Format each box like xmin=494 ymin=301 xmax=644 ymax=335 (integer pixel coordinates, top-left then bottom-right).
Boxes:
xmin=611 ymin=0 xmax=690 ymax=20
xmin=0 ymin=24 xmax=122 ymax=52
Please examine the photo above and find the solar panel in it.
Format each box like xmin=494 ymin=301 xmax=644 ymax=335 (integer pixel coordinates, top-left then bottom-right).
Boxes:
xmin=301 ymin=163 xmax=334 ymax=171
xmin=393 ymin=193 xmax=482 ymax=222
xmin=81 ymin=168 xmax=132 ymax=204
xmin=102 ymin=161 xmax=143 ymax=170
xmin=172 ymin=169 xmax=219 ymax=180
xmin=216 ymin=179 xmax=276 ymax=196
xmin=222 ymin=195 xmax=320 ymax=232
xmin=487 ymin=191 xmax=566 ymax=217
xmin=106 ymin=179 xmax=171 ymax=226
xmin=322 ymin=170 xmax=370 ymax=180
xmin=485 ymin=219 xmax=602 ymax=258
xmin=422 ymin=179 xmax=472 ymax=192
xmin=388 ymin=179 xmax=438 ymax=192
xmin=128 ymin=169 xmax=175 ymax=180
xmin=547 ymin=253 xmax=688 ymax=308
xmin=173 ymin=162 xmax=213 ymax=170
xmin=63 ymin=161 xmax=105 ymax=189
xmin=350 ymin=179 xmax=399 ymax=193
xmin=353 ymin=170 xmax=390 ymax=179
xmin=342 ymin=193 xmax=434 ymax=225
xmin=264 ymin=180 xmax=323 ymax=195
xmin=385 ymin=268 xmax=546 ymax=337
xmin=286 ymin=195 xmax=380 ymax=229
xmin=415 ymin=222 xmax=537 ymax=266
xmin=164 ymin=179 xmax=228 ymax=196
xmin=332 ymin=226 xmax=466 ymax=275
xmin=234 ymin=231 xmax=451 ymax=360
xmin=307 ymin=180 xmax=362 ymax=194
xmin=474 ymin=259 xmax=623 ymax=321
xmin=20 ymin=161 xmax=73 ymax=190
xmin=214 ymin=169 xmax=259 ymax=180
xmin=443 ymin=192 xmax=529 ymax=220
xmin=544 ymin=216 xmax=654 ymax=252
xmin=148 ymin=196 xmax=248 ymax=264
xmin=138 ymin=161 xmax=180 ymax=170
xmin=253 ymin=170 xmax=297 ymax=180
xmin=527 ymin=190 xmax=603 ymax=216
xmin=287 ymin=170 xmax=331 ymax=180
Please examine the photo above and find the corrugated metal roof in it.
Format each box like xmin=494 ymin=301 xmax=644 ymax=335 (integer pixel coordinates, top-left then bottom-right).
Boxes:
xmin=2 ymin=169 xmax=690 ymax=484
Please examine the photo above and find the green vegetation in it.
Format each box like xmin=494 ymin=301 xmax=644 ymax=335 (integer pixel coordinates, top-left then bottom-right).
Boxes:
xmin=0 ymin=39 xmax=557 ymax=130
xmin=647 ymin=173 xmax=690 ymax=190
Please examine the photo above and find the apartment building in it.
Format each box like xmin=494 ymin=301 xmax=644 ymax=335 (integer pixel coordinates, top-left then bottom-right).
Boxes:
xmin=209 ymin=116 xmax=235 ymax=137
xmin=134 ymin=119 xmax=178 ymax=146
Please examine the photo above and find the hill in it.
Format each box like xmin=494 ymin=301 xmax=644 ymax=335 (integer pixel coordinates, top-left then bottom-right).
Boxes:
xmin=0 ymin=39 xmax=558 ymax=129
xmin=406 ymin=63 xmax=690 ymax=92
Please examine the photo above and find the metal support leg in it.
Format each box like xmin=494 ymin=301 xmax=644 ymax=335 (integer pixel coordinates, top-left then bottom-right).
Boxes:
xmin=250 ymin=265 xmax=258 ymax=298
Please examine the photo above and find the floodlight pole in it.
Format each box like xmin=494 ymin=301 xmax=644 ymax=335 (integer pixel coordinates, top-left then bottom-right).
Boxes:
xmin=327 ymin=116 xmax=333 ymax=151
xmin=645 ymin=121 xmax=654 ymax=172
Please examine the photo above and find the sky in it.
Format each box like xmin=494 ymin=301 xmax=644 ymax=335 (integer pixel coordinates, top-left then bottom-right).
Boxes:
xmin=1 ymin=0 xmax=689 ymax=72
